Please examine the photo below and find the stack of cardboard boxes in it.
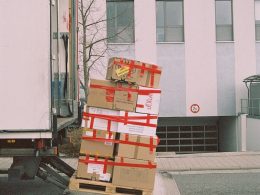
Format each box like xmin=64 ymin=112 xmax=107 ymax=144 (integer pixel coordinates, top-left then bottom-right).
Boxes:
xmin=77 ymin=57 xmax=162 ymax=192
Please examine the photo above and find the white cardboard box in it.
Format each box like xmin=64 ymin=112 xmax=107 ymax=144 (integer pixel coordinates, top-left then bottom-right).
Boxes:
xmin=117 ymin=111 xmax=158 ymax=136
xmin=136 ymin=86 xmax=161 ymax=115
xmin=85 ymin=107 xmax=119 ymax=132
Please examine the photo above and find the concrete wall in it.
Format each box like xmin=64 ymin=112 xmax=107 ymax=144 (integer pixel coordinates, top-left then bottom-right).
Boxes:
xmin=134 ymin=0 xmax=156 ymax=64
xmin=216 ymin=43 xmax=236 ymax=116
xmin=256 ymin=43 xmax=260 ymax=74
xmin=184 ymin=0 xmax=217 ymax=116
xmin=86 ymin=0 xmax=258 ymax=118
xmin=246 ymin=117 xmax=260 ymax=151
xmin=157 ymin=44 xmax=186 ymax=117
xmin=218 ymin=117 xmax=237 ymax=152
xmin=233 ymin=0 xmax=256 ymax=112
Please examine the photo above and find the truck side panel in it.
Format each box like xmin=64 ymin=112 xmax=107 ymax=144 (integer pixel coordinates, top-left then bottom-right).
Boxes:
xmin=0 ymin=0 xmax=51 ymax=130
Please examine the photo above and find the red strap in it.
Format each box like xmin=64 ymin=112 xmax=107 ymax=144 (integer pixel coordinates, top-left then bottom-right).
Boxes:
xmin=80 ymin=157 xmax=156 ymax=169
xmin=90 ymin=84 xmax=161 ymax=96
xmin=93 ymin=129 xmax=97 ymax=138
xmin=127 ymin=60 xmax=134 ymax=78
xmin=114 ymin=59 xmax=161 ymax=74
xmin=90 ymin=117 xmax=95 ymax=129
xmin=107 ymin=120 xmax=111 ymax=134
xmin=83 ymin=112 xmax=158 ymax=128
xmin=82 ymin=135 xmax=159 ymax=149
xmin=140 ymin=63 xmax=146 ymax=77
xmin=105 ymin=89 xmax=114 ymax=102
xmin=125 ymin=134 xmax=129 ymax=142
xmin=136 ymin=104 xmax=145 ymax=108
xmin=149 ymin=136 xmax=153 ymax=153
xmin=124 ymin=112 xmax=128 ymax=125
xmin=103 ymin=158 xmax=108 ymax=174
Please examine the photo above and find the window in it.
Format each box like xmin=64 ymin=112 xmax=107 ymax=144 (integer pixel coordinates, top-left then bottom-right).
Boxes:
xmin=156 ymin=0 xmax=184 ymax=42
xmin=107 ymin=0 xmax=134 ymax=43
xmin=255 ymin=1 xmax=260 ymax=41
xmin=215 ymin=0 xmax=233 ymax=41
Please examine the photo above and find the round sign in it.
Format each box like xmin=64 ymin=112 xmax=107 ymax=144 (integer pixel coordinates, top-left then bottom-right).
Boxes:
xmin=190 ymin=104 xmax=200 ymax=113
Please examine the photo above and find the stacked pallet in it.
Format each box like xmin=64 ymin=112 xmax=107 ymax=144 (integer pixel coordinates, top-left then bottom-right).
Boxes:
xmin=69 ymin=57 xmax=162 ymax=194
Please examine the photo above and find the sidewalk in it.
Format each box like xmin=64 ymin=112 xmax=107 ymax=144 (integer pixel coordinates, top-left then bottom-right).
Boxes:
xmin=156 ymin=152 xmax=260 ymax=172
xmin=2 ymin=152 xmax=260 ymax=171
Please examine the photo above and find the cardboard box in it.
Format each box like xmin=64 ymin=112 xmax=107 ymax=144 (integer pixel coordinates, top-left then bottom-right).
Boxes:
xmin=86 ymin=107 xmax=120 ymax=132
xmin=80 ymin=128 xmax=115 ymax=158
xmin=117 ymin=111 xmax=158 ymax=136
xmin=85 ymin=108 xmax=157 ymax=136
xmin=112 ymin=157 xmax=156 ymax=190
xmin=136 ymin=86 xmax=161 ymax=115
xmin=87 ymin=79 xmax=138 ymax=112
xmin=117 ymin=133 xmax=158 ymax=161
xmin=106 ymin=57 xmax=161 ymax=88
xmin=77 ymin=156 xmax=113 ymax=182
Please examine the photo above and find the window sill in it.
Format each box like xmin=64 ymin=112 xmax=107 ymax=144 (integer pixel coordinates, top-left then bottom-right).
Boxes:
xmin=156 ymin=42 xmax=185 ymax=44
xmin=216 ymin=41 xmax=234 ymax=43
xmin=107 ymin=43 xmax=134 ymax=45
xmin=256 ymin=41 xmax=260 ymax=43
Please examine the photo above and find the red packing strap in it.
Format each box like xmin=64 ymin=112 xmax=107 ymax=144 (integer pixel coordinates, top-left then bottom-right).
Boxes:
xmin=93 ymin=129 xmax=97 ymax=138
xmin=80 ymin=157 xmax=156 ymax=169
xmin=103 ymin=158 xmax=108 ymax=174
xmin=150 ymin=70 xmax=155 ymax=88
xmin=136 ymin=104 xmax=145 ymax=108
xmin=140 ymin=63 xmax=146 ymax=77
xmin=114 ymin=59 xmax=161 ymax=74
xmin=90 ymin=84 xmax=161 ymax=96
xmin=83 ymin=112 xmax=158 ymax=128
xmin=90 ymin=116 xmax=95 ymax=129
xmin=149 ymin=136 xmax=154 ymax=153
xmin=82 ymin=135 xmax=159 ymax=149
xmin=127 ymin=60 xmax=135 ymax=78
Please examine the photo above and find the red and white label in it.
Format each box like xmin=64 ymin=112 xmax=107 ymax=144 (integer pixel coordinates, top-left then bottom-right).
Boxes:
xmin=190 ymin=104 xmax=200 ymax=113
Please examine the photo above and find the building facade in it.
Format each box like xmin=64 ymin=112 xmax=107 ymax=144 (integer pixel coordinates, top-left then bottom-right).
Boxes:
xmin=86 ymin=0 xmax=260 ymax=153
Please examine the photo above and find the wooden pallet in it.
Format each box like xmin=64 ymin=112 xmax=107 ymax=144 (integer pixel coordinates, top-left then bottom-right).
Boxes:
xmin=69 ymin=175 xmax=152 ymax=195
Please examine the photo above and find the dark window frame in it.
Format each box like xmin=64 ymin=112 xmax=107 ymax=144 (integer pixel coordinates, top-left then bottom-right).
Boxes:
xmin=215 ymin=0 xmax=234 ymax=41
xmin=106 ymin=0 xmax=135 ymax=43
xmin=156 ymin=0 xmax=185 ymax=43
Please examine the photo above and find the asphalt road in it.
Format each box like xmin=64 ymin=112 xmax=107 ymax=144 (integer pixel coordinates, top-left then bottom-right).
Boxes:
xmin=172 ymin=172 xmax=260 ymax=195
xmin=1 ymin=172 xmax=260 ymax=195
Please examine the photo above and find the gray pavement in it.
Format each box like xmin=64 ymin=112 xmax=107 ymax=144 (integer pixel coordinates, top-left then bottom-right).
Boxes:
xmin=157 ymin=152 xmax=260 ymax=172
xmin=2 ymin=152 xmax=260 ymax=194
xmin=172 ymin=172 xmax=260 ymax=195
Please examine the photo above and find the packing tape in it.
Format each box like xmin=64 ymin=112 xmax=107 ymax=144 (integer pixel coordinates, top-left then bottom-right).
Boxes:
xmin=82 ymin=133 xmax=160 ymax=150
xmin=83 ymin=112 xmax=158 ymax=128
xmin=90 ymin=84 xmax=161 ymax=96
xmin=80 ymin=155 xmax=157 ymax=174
xmin=114 ymin=58 xmax=161 ymax=88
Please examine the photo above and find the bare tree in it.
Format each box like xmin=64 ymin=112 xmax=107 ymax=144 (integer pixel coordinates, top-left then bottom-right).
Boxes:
xmin=78 ymin=0 xmax=134 ymax=103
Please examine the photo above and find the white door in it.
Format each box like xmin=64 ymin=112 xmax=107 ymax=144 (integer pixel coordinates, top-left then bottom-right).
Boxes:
xmin=0 ymin=0 xmax=51 ymax=130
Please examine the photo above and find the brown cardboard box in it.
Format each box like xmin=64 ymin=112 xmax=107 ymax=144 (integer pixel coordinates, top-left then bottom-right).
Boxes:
xmin=87 ymin=79 xmax=138 ymax=112
xmin=77 ymin=156 xmax=113 ymax=182
xmin=106 ymin=57 xmax=161 ymax=88
xmin=80 ymin=128 xmax=115 ymax=158
xmin=117 ymin=133 xmax=158 ymax=161
xmin=112 ymin=157 xmax=156 ymax=190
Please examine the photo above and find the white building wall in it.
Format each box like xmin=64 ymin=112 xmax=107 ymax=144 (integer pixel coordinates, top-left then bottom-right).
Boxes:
xmin=246 ymin=118 xmax=260 ymax=151
xmin=233 ymin=0 xmax=256 ymax=113
xmin=134 ymin=1 xmax=157 ymax=64
xmin=184 ymin=0 xmax=217 ymax=116
xmin=86 ymin=0 xmax=258 ymax=118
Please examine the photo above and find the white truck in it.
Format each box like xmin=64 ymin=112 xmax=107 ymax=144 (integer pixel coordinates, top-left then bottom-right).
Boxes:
xmin=0 ymin=0 xmax=80 ymax=188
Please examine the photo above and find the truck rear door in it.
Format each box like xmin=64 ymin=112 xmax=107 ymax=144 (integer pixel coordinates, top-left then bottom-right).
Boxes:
xmin=0 ymin=0 xmax=51 ymax=131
